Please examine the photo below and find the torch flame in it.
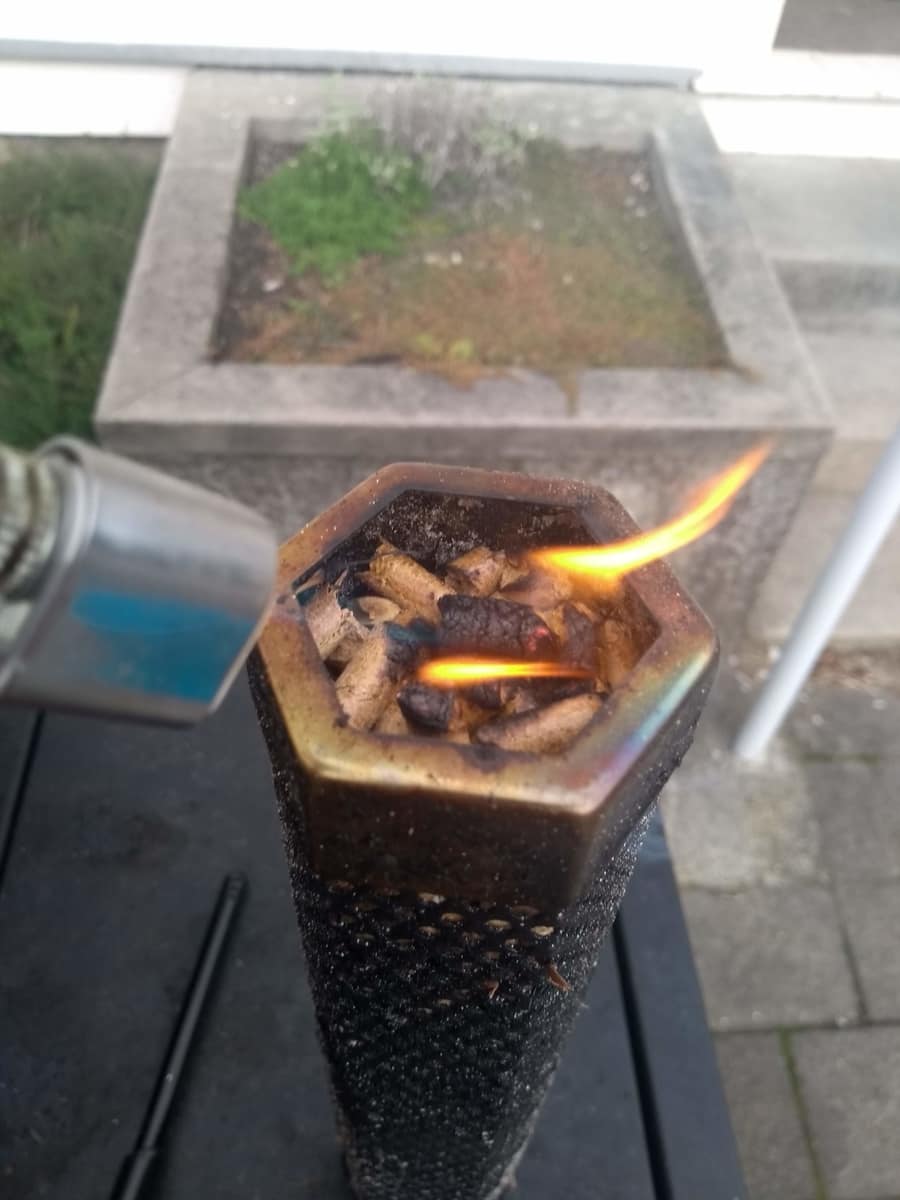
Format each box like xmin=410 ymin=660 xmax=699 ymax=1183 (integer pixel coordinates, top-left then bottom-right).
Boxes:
xmin=418 ymin=658 xmax=591 ymax=688
xmin=533 ymin=440 xmax=773 ymax=580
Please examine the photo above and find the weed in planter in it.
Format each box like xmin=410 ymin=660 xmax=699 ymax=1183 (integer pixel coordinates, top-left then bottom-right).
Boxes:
xmin=220 ymin=127 xmax=726 ymax=377
xmin=239 ymin=128 xmax=431 ymax=284
xmin=0 ymin=147 xmax=156 ymax=449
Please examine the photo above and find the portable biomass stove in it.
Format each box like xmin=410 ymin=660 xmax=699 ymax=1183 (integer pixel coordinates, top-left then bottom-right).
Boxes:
xmin=249 ymin=462 xmax=720 ymax=1200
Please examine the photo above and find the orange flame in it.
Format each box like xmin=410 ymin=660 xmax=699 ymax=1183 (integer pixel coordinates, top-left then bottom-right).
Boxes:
xmin=418 ymin=658 xmax=591 ymax=688
xmin=533 ymin=440 xmax=772 ymax=581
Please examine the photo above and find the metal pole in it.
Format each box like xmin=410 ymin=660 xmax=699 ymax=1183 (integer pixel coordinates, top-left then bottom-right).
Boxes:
xmin=734 ymin=423 xmax=900 ymax=760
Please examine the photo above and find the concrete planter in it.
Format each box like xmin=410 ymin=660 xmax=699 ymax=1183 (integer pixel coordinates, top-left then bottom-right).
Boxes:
xmin=97 ymin=71 xmax=831 ymax=645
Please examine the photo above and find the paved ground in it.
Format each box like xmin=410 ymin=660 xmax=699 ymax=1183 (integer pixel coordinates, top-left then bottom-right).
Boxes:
xmin=695 ymin=159 xmax=900 ymax=1200
xmin=776 ymin=0 xmax=900 ymax=55
xmin=727 ymin=154 xmax=900 ymax=645
xmin=667 ymin=648 xmax=900 ymax=1200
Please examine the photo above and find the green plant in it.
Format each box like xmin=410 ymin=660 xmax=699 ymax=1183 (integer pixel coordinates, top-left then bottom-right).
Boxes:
xmin=239 ymin=127 xmax=431 ymax=282
xmin=0 ymin=149 xmax=155 ymax=449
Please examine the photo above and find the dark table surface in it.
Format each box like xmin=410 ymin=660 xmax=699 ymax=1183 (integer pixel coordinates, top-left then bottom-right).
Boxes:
xmin=0 ymin=683 xmax=745 ymax=1200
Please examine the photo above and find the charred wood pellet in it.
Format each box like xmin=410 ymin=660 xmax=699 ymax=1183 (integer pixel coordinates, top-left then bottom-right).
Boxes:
xmin=336 ymin=623 xmax=422 ymax=730
xmin=437 ymin=595 xmax=558 ymax=660
xmin=507 ymin=675 xmax=595 ymax=715
xmin=364 ymin=540 xmax=453 ymax=622
xmin=446 ymin=547 xmax=507 ymax=597
xmin=464 ymin=680 xmax=503 ymax=710
xmin=474 ymin=693 xmax=602 ymax=754
xmin=560 ymin=603 xmax=596 ymax=672
xmin=397 ymin=683 xmax=455 ymax=733
xmin=501 ymin=686 xmax=542 ymax=716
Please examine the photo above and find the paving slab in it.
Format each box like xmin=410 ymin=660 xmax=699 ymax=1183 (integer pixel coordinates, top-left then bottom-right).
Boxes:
xmin=777 ymin=0 xmax=900 ymax=55
xmin=750 ymin=487 xmax=900 ymax=644
xmin=663 ymin=731 xmax=824 ymax=890
xmin=837 ymin=880 xmax=900 ymax=1021
xmin=793 ymin=1026 xmax=900 ymax=1200
xmin=801 ymin=332 xmax=900 ymax=449
xmin=728 ymin=154 xmax=900 ymax=266
xmin=803 ymin=758 xmax=900 ymax=885
xmin=777 ymin=261 xmax=900 ymax=337
xmin=789 ymin=684 xmax=900 ymax=760
xmin=743 ymin=236 xmax=900 ymax=644
xmin=715 ymin=1032 xmax=818 ymax=1200
xmin=681 ymin=885 xmax=858 ymax=1031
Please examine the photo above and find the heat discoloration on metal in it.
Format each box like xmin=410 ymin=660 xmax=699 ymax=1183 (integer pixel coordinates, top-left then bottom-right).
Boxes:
xmin=252 ymin=462 xmax=717 ymax=910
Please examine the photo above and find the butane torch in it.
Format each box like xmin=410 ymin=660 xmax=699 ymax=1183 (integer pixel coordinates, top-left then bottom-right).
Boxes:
xmin=0 ymin=438 xmax=278 ymax=725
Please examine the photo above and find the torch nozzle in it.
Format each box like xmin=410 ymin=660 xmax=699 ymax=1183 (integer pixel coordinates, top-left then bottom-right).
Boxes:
xmin=1 ymin=438 xmax=278 ymax=725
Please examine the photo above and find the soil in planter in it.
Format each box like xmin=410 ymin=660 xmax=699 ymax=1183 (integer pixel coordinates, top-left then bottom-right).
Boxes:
xmin=215 ymin=127 xmax=726 ymax=379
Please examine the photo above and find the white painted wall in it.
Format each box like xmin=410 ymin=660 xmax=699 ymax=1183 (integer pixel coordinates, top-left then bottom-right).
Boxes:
xmin=4 ymin=0 xmax=900 ymax=156
xmin=0 ymin=63 xmax=184 ymax=137
xmin=2 ymin=1 xmax=786 ymax=74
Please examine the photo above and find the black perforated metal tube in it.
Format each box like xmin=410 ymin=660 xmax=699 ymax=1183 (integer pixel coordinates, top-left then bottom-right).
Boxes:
xmin=251 ymin=663 xmax=663 ymax=1200
xmin=286 ymin=810 xmax=649 ymax=1200
xmin=248 ymin=462 xmax=717 ymax=1200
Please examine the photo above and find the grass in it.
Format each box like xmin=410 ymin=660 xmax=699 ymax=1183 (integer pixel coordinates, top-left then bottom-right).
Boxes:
xmin=0 ymin=146 xmax=156 ymax=450
xmin=239 ymin=128 xmax=431 ymax=283
xmin=225 ymin=126 xmax=725 ymax=377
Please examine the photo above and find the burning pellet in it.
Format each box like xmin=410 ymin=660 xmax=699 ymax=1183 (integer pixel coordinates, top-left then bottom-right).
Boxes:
xmin=501 ymin=687 xmax=541 ymax=716
xmin=356 ymin=595 xmax=402 ymax=624
xmin=465 ymin=680 xmax=504 ymax=710
xmin=498 ymin=558 xmax=528 ymax=590
xmin=501 ymin=605 xmax=594 ymax=707
xmin=303 ymin=573 xmax=353 ymax=657
xmin=437 ymin=594 xmax=558 ymax=660
xmin=561 ymin=603 xmax=596 ymax=673
xmin=499 ymin=567 xmax=572 ymax=612
xmin=600 ymin=618 xmax=640 ymax=687
xmin=446 ymin=546 xmax=507 ymax=597
xmin=397 ymin=683 xmax=455 ymax=733
xmin=474 ymin=693 xmax=602 ymax=754
xmin=335 ymin=623 xmax=420 ymax=730
xmin=364 ymin=540 xmax=453 ymax=622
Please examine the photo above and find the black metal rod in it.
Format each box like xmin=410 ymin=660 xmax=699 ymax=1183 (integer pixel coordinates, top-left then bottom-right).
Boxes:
xmin=110 ymin=872 xmax=247 ymax=1200
xmin=0 ymin=712 xmax=43 ymax=898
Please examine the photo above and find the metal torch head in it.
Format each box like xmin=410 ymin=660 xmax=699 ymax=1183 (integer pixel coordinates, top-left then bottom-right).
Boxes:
xmin=1 ymin=438 xmax=278 ymax=724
